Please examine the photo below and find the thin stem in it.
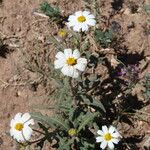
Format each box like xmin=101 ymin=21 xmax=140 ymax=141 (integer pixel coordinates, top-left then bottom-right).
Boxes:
xmin=69 ymin=78 xmax=77 ymax=106
xmin=29 ymin=136 xmax=46 ymax=144
xmin=33 ymin=129 xmax=46 ymax=135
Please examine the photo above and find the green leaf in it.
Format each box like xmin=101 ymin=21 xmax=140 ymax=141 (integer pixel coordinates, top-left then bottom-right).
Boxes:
xmin=94 ymin=29 xmax=113 ymax=48
xmin=80 ymin=94 xmax=106 ymax=112
xmin=144 ymin=5 xmax=150 ymax=13
xmin=57 ymin=138 xmax=74 ymax=150
xmin=40 ymin=2 xmax=60 ymax=17
xmin=31 ymin=112 xmax=69 ymax=130
xmin=91 ymin=98 xmax=106 ymax=112
xmin=77 ymin=112 xmax=99 ymax=133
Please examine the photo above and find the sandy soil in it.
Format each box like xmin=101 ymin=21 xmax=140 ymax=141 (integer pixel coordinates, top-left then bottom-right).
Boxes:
xmin=0 ymin=0 xmax=149 ymax=149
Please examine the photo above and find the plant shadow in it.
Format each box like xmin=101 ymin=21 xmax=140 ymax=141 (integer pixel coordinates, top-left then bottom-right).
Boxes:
xmin=111 ymin=0 xmax=124 ymax=11
xmin=116 ymin=135 xmax=144 ymax=150
xmin=0 ymin=44 xmax=12 ymax=58
xmin=117 ymin=51 xmax=145 ymax=65
xmin=94 ymin=52 xmax=145 ymax=149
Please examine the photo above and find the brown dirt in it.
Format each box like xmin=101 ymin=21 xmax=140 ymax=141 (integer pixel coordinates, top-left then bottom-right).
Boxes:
xmin=0 ymin=0 xmax=149 ymax=150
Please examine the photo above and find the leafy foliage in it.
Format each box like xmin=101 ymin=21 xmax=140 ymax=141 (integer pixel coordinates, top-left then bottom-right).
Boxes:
xmin=40 ymin=2 xmax=60 ymax=18
xmin=94 ymin=29 xmax=113 ymax=48
xmin=144 ymin=5 xmax=150 ymax=13
xmin=31 ymin=104 xmax=100 ymax=149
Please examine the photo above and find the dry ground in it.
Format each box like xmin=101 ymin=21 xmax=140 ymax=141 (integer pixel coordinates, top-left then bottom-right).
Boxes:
xmin=0 ymin=0 xmax=149 ymax=149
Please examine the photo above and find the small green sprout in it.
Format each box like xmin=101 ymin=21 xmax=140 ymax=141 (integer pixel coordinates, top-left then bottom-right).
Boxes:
xmin=94 ymin=29 xmax=113 ymax=48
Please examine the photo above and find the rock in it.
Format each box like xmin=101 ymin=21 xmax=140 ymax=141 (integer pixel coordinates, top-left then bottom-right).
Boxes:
xmin=124 ymin=8 xmax=131 ymax=15
xmin=143 ymin=136 xmax=150 ymax=149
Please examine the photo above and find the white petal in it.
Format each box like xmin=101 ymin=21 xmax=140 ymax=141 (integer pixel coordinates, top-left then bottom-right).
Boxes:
xmin=112 ymin=132 xmax=120 ymax=138
xmin=75 ymin=11 xmax=82 ymax=17
xmin=75 ymin=58 xmax=87 ymax=71
xmin=74 ymin=62 xmax=86 ymax=72
xmin=111 ymin=138 xmax=119 ymax=144
xmin=77 ymin=58 xmax=87 ymax=64
xmin=96 ymin=137 xmax=104 ymax=142
xmin=108 ymin=141 xmax=114 ymax=149
xmin=61 ymin=65 xmax=75 ymax=77
xmin=25 ymin=119 xmax=34 ymax=126
xmin=67 ymin=21 xmax=75 ymax=27
xmin=102 ymin=125 xmax=108 ymax=134
xmin=55 ymin=51 xmax=65 ymax=59
xmin=64 ymin=49 xmax=73 ymax=58
xmin=22 ymin=113 xmax=31 ymax=123
xmin=109 ymin=126 xmax=116 ymax=134
xmin=68 ymin=15 xmax=76 ymax=21
xmin=73 ymin=49 xmax=80 ymax=59
xmin=23 ymin=126 xmax=33 ymax=141
xmin=72 ymin=68 xmax=79 ymax=78
xmin=14 ymin=113 xmax=22 ymax=120
xmin=97 ymin=130 xmax=104 ymax=136
xmin=68 ymin=66 xmax=74 ymax=77
xmin=100 ymin=141 xmax=107 ymax=149
xmin=86 ymin=19 xmax=96 ymax=26
xmin=88 ymin=14 xmax=95 ymax=19
xmin=10 ymin=119 xmax=15 ymax=127
xmin=83 ymin=11 xmax=90 ymax=17
xmin=61 ymin=65 xmax=69 ymax=76
xmin=81 ymin=23 xmax=89 ymax=32
xmin=73 ymin=24 xmax=81 ymax=32
xmin=12 ymin=130 xmax=25 ymax=142
xmin=54 ymin=59 xmax=65 ymax=69
xmin=10 ymin=128 xmax=15 ymax=137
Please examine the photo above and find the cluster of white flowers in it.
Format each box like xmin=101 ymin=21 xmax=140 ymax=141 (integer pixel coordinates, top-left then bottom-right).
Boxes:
xmin=54 ymin=11 xmax=96 ymax=78
xmin=10 ymin=113 xmax=121 ymax=149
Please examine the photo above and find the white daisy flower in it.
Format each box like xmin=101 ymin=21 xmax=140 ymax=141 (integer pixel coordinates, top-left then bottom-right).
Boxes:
xmin=54 ymin=49 xmax=87 ymax=78
xmin=96 ymin=125 xmax=121 ymax=150
xmin=67 ymin=11 xmax=96 ymax=32
xmin=10 ymin=113 xmax=34 ymax=143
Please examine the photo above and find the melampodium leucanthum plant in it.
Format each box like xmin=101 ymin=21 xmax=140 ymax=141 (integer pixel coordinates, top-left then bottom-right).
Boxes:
xmin=31 ymin=108 xmax=100 ymax=149
xmin=9 ymin=2 xmax=123 ymax=150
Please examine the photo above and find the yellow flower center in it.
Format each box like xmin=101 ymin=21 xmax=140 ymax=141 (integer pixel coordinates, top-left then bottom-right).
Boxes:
xmin=77 ymin=16 xmax=86 ymax=23
xmin=15 ymin=123 xmax=24 ymax=131
xmin=68 ymin=128 xmax=77 ymax=136
xmin=58 ymin=29 xmax=67 ymax=38
xmin=66 ymin=57 xmax=77 ymax=66
xmin=104 ymin=133 xmax=112 ymax=141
